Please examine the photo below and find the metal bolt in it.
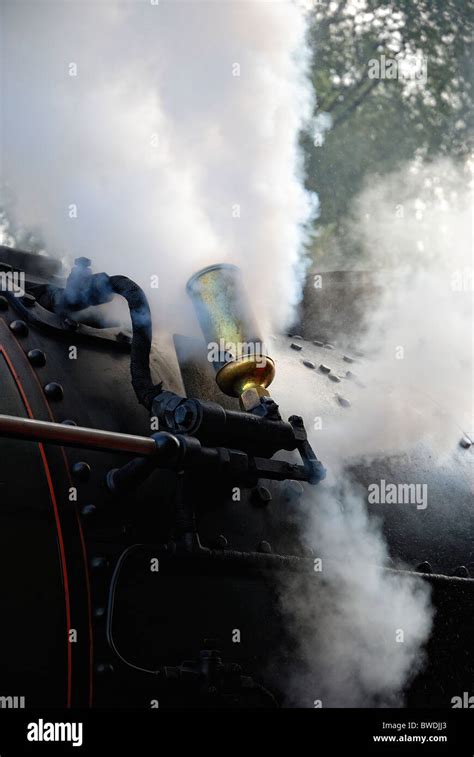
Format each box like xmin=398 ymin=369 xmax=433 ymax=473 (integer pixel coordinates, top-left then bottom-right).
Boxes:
xmin=9 ymin=320 xmax=28 ymax=337
xmin=44 ymin=382 xmax=64 ymax=401
xmin=61 ymin=419 xmax=77 ymax=426
xmin=90 ymin=556 xmax=108 ymax=570
xmin=290 ymin=342 xmax=302 ymax=351
xmin=460 ymin=437 xmax=472 ymax=449
xmin=21 ymin=293 xmax=36 ymax=308
xmin=174 ymin=405 xmax=193 ymax=426
xmin=212 ymin=535 xmax=228 ymax=550
xmin=71 ymin=461 xmax=91 ymax=481
xmin=62 ymin=317 xmax=79 ymax=331
xmin=452 ymin=565 xmax=469 ymax=578
xmin=27 ymin=349 xmax=46 ymax=367
xmin=328 ymin=373 xmax=341 ymax=383
xmin=258 ymin=540 xmax=272 ymax=554
xmin=319 ymin=364 xmax=331 ymax=374
xmin=81 ymin=504 xmax=96 ymax=518
xmin=251 ymin=485 xmax=272 ymax=507
xmin=284 ymin=480 xmax=304 ymax=499
xmin=95 ymin=663 xmax=114 ymax=675
xmin=302 ymin=360 xmax=315 ymax=369
xmin=415 ymin=561 xmax=432 ymax=574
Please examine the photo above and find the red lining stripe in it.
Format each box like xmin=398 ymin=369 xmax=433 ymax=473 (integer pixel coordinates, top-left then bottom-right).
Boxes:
xmin=0 ymin=328 xmax=94 ymax=706
xmin=0 ymin=345 xmax=72 ymax=708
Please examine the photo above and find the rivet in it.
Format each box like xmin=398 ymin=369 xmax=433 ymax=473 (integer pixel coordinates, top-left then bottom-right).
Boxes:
xmin=336 ymin=395 xmax=351 ymax=407
xmin=90 ymin=556 xmax=108 ymax=570
xmin=328 ymin=374 xmax=341 ymax=383
xmin=27 ymin=349 xmax=46 ymax=367
xmin=291 ymin=334 xmax=303 ymax=340
xmin=345 ymin=370 xmax=355 ymax=379
xmin=258 ymin=540 xmax=272 ymax=554
xmin=62 ymin=317 xmax=79 ymax=331
xmin=302 ymin=360 xmax=315 ymax=369
xmin=44 ymin=382 xmax=64 ymax=400
xmin=72 ymin=461 xmax=91 ymax=481
xmin=251 ymin=485 xmax=272 ymax=507
xmin=10 ymin=320 xmax=29 ymax=337
xmin=21 ymin=293 xmax=36 ymax=308
xmin=95 ymin=663 xmax=114 ymax=675
xmin=212 ymin=535 xmax=228 ymax=549
xmin=81 ymin=504 xmax=96 ymax=518
xmin=61 ymin=419 xmax=77 ymax=426
xmin=319 ymin=364 xmax=331 ymax=374
xmin=284 ymin=480 xmax=304 ymax=499
xmin=324 ymin=343 xmax=335 ymax=350
xmin=0 ymin=295 xmax=9 ymax=310
xmin=343 ymin=355 xmax=356 ymax=363
xmin=415 ymin=561 xmax=432 ymax=574
xmin=460 ymin=437 xmax=472 ymax=449
xmin=313 ymin=340 xmax=324 ymax=347
xmin=290 ymin=342 xmax=302 ymax=351
xmin=452 ymin=565 xmax=469 ymax=578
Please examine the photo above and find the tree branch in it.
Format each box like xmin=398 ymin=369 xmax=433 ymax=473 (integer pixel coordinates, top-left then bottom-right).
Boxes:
xmin=331 ymin=77 xmax=383 ymax=129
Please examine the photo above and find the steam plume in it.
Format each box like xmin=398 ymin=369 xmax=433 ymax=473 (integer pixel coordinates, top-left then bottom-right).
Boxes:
xmin=0 ymin=0 xmax=316 ymax=334
xmin=3 ymin=2 xmax=469 ymax=710
xmin=272 ymin=157 xmax=472 ymax=706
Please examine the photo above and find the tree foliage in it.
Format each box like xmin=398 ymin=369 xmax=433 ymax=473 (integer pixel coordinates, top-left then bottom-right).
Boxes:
xmin=303 ymin=0 xmax=473 ymax=246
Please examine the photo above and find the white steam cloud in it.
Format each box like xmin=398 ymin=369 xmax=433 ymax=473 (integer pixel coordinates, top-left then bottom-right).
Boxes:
xmin=0 ymin=0 xmax=316 ymax=334
xmin=2 ymin=2 xmax=470 ymax=710
xmin=327 ymin=157 xmax=473 ymax=459
xmin=273 ymin=157 xmax=472 ymax=706
xmin=278 ymin=485 xmax=433 ymax=707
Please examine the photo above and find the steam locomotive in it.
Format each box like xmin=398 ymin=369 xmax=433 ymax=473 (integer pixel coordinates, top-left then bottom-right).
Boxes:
xmin=0 ymin=244 xmax=472 ymax=709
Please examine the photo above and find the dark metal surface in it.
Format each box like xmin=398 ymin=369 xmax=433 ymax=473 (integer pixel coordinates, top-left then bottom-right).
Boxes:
xmin=1 ymin=247 xmax=473 ymax=710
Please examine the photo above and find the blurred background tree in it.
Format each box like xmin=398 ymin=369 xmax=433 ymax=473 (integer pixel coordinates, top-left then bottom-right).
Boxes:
xmin=302 ymin=0 xmax=473 ymax=266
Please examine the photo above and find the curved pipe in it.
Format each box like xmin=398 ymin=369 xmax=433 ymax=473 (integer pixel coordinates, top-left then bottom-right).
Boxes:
xmin=109 ymin=275 xmax=162 ymax=409
xmin=36 ymin=264 xmax=162 ymax=409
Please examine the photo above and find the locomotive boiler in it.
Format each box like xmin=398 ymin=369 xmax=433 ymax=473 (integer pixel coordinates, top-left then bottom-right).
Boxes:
xmin=0 ymin=244 xmax=472 ymax=709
